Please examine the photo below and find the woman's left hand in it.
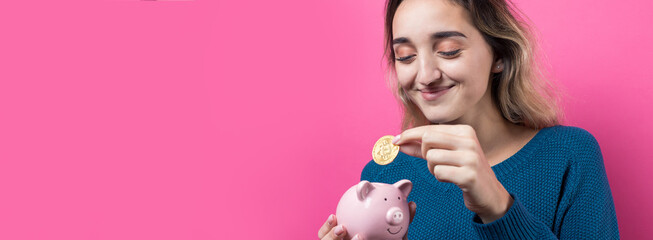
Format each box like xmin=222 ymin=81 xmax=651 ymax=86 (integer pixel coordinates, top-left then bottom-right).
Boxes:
xmin=392 ymin=124 xmax=514 ymax=223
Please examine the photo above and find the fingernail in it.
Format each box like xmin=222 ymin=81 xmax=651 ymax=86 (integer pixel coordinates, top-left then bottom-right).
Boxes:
xmin=352 ymin=234 xmax=362 ymax=240
xmin=392 ymin=134 xmax=401 ymax=144
xmin=327 ymin=214 xmax=334 ymax=226
xmin=334 ymin=225 xmax=344 ymax=236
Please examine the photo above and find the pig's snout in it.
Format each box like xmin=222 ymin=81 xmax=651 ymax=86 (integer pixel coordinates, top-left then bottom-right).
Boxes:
xmin=385 ymin=207 xmax=405 ymax=226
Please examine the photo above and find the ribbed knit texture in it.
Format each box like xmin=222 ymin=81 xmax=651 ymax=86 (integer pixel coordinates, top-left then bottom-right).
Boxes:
xmin=361 ymin=125 xmax=620 ymax=239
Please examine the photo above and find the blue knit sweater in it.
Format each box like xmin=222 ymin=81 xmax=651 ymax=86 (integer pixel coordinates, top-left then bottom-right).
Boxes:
xmin=361 ymin=125 xmax=619 ymax=239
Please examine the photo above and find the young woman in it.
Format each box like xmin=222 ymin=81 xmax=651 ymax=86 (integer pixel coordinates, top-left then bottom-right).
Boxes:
xmin=318 ymin=0 xmax=619 ymax=239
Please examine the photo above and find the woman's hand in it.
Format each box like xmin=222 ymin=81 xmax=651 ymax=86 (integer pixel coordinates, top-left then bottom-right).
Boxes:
xmin=317 ymin=214 xmax=355 ymax=240
xmin=317 ymin=202 xmax=416 ymax=240
xmin=317 ymin=214 xmax=353 ymax=240
xmin=392 ymin=124 xmax=513 ymax=223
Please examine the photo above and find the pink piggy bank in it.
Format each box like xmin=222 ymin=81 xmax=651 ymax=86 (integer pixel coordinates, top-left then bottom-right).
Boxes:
xmin=335 ymin=179 xmax=413 ymax=240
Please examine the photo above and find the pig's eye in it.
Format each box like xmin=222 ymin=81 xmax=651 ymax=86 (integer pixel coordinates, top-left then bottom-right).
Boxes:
xmin=384 ymin=198 xmax=387 ymax=201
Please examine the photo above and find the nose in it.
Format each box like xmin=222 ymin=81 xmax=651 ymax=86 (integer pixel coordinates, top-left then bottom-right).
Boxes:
xmin=416 ymin=53 xmax=442 ymax=87
xmin=386 ymin=207 xmax=405 ymax=226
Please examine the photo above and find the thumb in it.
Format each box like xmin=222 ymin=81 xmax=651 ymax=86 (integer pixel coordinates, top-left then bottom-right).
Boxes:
xmin=403 ymin=201 xmax=416 ymax=240
xmin=409 ymin=201 xmax=417 ymax=224
xmin=399 ymin=143 xmax=422 ymax=159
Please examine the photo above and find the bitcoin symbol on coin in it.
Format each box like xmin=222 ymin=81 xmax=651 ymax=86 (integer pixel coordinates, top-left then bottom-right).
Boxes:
xmin=372 ymin=135 xmax=400 ymax=165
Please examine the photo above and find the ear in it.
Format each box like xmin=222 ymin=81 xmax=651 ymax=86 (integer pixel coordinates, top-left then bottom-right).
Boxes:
xmin=491 ymin=58 xmax=504 ymax=73
xmin=393 ymin=179 xmax=413 ymax=197
xmin=356 ymin=181 xmax=375 ymax=201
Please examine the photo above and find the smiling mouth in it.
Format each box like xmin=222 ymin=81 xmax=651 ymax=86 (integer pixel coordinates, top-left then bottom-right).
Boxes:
xmin=418 ymin=85 xmax=454 ymax=93
xmin=417 ymin=85 xmax=454 ymax=101
xmin=387 ymin=227 xmax=403 ymax=235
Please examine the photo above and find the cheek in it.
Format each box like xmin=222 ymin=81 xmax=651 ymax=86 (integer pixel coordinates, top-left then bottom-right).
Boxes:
xmin=395 ymin=67 xmax=414 ymax=89
xmin=441 ymin=53 xmax=491 ymax=88
xmin=438 ymin=60 xmax=467 ymax=82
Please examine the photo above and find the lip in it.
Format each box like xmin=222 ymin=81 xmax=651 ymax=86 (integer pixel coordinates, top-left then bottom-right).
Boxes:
xmin=420 ymin=85 xmax=454 ymax=101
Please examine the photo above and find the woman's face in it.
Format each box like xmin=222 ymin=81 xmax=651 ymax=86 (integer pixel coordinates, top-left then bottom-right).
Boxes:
xmin=392 ymin=0 xmax=503 ymax=124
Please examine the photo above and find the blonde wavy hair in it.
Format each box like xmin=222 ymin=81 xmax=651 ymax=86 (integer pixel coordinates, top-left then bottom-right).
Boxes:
xmin=383 ymin=0 xmax=563 ymax=130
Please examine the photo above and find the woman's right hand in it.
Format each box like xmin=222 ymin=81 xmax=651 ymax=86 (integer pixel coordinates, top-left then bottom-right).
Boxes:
xmin=317 ymin=214 xmax=361 ymax=240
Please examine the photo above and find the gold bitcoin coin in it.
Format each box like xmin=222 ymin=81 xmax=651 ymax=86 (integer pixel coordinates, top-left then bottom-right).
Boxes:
xmin=372 ymin=135 xmax=400 ymax=165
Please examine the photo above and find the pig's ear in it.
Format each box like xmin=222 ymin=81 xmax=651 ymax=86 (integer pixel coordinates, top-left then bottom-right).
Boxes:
xmin=394 ymin=179 xmax=413 ymax=197
xmin=356 ymin=181 xmax=375 ymax=201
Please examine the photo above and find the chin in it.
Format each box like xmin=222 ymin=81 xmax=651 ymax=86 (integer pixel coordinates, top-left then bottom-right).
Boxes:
xmin=418 ymin=106 xmax=456 ymax=124
xmin=423 ymin=113 xmax=454 ymax=124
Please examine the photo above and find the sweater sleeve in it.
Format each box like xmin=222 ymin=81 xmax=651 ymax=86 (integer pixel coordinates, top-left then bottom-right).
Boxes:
xmin=471 ymin=129 xmax=619 ymax=239
xmin=470 ymin=193 xmax=558 ymax=239
xmin=556 ymin=129 xmax=620 ymax=239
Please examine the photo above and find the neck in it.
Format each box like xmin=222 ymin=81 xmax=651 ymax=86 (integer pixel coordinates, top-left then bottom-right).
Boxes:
xmin=455 ymin=108 xmax=512 ymax=160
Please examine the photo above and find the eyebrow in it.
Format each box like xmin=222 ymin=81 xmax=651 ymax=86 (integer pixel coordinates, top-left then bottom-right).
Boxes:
xmin=392 ymin=31 xmax=467 ymax=45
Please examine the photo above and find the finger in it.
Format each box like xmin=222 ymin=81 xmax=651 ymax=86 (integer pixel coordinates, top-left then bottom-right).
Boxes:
xmin=394 ymin=124 xmax=476 ymax=145
xmin=394 ymin=125 xmax=478 ymax=149
xmin=423 ymin=124 xmax=477 ymax=137
xmin=425 ymin=149 xmax=468 ymax=173
xmin=318 ymin=214 xmax=336 ymax=239
xmin=398 ymin=130 xmax=472 ymax=160
xmin=352 ymin=234 xmax=364 ymax=240
xmin=420 ymin=132 xmax=464 ymax=159
xmin=392 ymin=125 xmax=430 ymax=145
xmin=402 ymin=202 xmax=416 ymax=240
xmin=320 ymin=225 xmax=347 ymax=240
xmin=431 ymin=164 xmax=466 ymax=184
xmin=409 ymin=201 xmax=417 ymax=224
xmin=327 ymin=225 xmax=347 ymax=240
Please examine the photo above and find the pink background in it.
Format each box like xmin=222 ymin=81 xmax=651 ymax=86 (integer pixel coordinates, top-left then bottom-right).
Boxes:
xmin=1 ymin=0 xmax=651 ymax=239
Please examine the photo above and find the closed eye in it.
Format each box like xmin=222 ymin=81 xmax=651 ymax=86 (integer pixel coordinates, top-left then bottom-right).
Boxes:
xmin=395 ymin=49 xmax=461 ymax=63
xmin=396 ymin=55 xmax=415 ymax=62
xmin=439 ymin=49 xmax=461 ymax=57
